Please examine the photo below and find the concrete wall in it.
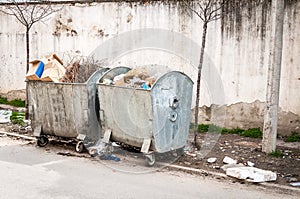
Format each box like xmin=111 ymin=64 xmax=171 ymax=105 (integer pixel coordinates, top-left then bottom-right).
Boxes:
xmin=0 ymin=1 xmax=299 ymax=134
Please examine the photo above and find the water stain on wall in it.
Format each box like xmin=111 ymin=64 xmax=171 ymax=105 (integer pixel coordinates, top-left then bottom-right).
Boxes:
xmin=53 ymin=14 xmax=78 ymax=37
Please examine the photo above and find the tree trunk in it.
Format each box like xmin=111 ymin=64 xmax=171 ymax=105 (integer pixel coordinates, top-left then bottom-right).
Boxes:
xmin=194 ymin=22 xmax=208 ymax=147
xmin=26 ymin=29 xmax=30 ymax=72
xmin=25 ymin=28 xmax=30 ymax=119
xmin=262 ymin=0 xmax=284 ymax=153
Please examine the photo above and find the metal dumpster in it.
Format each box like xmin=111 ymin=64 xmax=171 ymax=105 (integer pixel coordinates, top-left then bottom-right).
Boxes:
xmin=28 ymin=68 xmax=109 ymax=152
xmin=97 ymin=67 xmax=193 ymax=165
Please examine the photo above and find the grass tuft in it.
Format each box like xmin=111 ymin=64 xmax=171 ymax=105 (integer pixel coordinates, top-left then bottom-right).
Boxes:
xmin=0 ymin=96 xmax=25 ymax=107
xmin=222 ymin=128 xmax=245 ymax=135
xmin=195 ymin=124 xmax=263 ymax=139
xmin=285 ymin=132 xmax=300 ymax=142
xmin=10 ymin=111 xmax=25 ymax=126
xmin=240 ymin=128 xmax=262 ymax=138
xmin=268 ymin=150 xmax=284 ymax=158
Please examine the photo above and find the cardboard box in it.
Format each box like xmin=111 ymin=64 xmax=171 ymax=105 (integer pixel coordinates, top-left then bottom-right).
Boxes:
xmin=26 ymin=53 xmax=65 ymax=82
xmin=26 ymin=60 xmax=45 ymax=80
xmin=40 ymin=54 xmax=66 ymax=82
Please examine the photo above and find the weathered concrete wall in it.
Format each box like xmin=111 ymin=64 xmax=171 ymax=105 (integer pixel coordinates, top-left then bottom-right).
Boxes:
xmin=196 ymin=100 xmax=300 ymax=135
xmin=207 ymin=0 xmax=300 ymax=134
xmin=0 ymin=1 xmax=299 ymax=134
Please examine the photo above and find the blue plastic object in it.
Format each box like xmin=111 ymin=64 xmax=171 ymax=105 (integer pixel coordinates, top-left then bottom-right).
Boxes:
xmin=35 ymin=61 xmax=45 ymax=78
xmin=141 ymin=83 xmax=150 ymax=90
xmin=100 ymin=154 xmax=120 ymax=162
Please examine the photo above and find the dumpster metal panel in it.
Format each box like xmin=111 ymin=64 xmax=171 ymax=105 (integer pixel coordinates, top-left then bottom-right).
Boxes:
xmin=151 ymin=71 xmax=193 ymax=152
xmin=98 ymin=83 xmax=153 ymax=148
xmin=98 ymin=67 xmax=193 ymax=153
xmin=28 ymin=68 xmax=109 ymax=145
xmin=72 ymin=84 xmax=89 ymax=137
xmin=28 ymin=82 xmax=82 ymax=138
xmin=85 ymin=69 xmax=110 ymax=146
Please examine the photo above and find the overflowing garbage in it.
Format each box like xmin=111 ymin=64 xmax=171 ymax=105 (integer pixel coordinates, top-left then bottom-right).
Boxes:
xmin=26 ymin=53 xmax=169 ymax=87
xmin=99 ymin=67 xmax=164 ymax=90
xmin=60 ymin=61 xmax=81 ymax=83
xmin=26 ymin=53 xmax=66 ymax=82
xmin=25 ymin=53 xmax=104 ymax=83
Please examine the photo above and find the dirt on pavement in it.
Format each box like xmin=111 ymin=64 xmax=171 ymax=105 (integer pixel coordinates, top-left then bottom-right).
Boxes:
xmin=177 ymin=133 xmax=300 ymax=187
xmin=1 ymin=121 xmax=299 ymax=188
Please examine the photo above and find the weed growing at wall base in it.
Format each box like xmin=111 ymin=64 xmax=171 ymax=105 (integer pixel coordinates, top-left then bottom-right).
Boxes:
xmin=285 ymin=132 xmax=300 ymax=142
xmin=0 ymin=96 xmax=25 ymax=107
xmin=196 ymin=124 xmax=263 ymax=138
xmin=10 ymin=111 xmax=25 ymax=126
xmin=240 ymin=128 xmax=262 ymax=138
xmin=268 ymin=150 xmax=284 ymax=158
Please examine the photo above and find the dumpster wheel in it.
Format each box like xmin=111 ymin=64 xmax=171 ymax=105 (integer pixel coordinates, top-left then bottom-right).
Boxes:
xmin=75 ymin=141 xmax=84 ymax=153
xmin=176 ymin=147 xmax=184 ymax=157
xmin=37 ymin=135 xmax=49 ymax=147
xmin=145 ymin=153 xmax=155 ymax=167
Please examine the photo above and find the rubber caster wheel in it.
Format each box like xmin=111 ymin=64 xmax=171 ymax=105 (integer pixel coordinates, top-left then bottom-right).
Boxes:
xmin=145 ymin=153 xmax=155 ymax=167
xmin=37 ymin=135 xmax=49 ymax=147
xmin=75 ymin=141 xmax=84 ymax=153
xmin=176 ymin=147 xmax=184 ymax=156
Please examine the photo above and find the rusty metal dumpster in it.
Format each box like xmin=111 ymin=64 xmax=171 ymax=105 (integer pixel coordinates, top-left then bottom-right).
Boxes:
xmin=28 ymin=68 xmax=109 ymax=152
xmin=97 ymin=67 xmax=193 ymax=165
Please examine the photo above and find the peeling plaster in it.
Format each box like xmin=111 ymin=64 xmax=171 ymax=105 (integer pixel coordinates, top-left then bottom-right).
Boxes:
xmin=53 ymin=14 xmax=78 ymax=37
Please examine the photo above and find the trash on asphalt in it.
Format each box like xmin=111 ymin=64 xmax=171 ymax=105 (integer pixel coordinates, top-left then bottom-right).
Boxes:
xmin=221 ymin=163 xmax=244 ymax=172
xmin=88 ymin=141 xmax=107 ymax=157
xmin=285 ymin=176 xmax=298 ymax=183
xmin=223 ymin=156 xmax=237 ymax=164
xmin=247 ymin=161 xmax=255 ymax=167
xmin=88 ymin=140 xmax=118 ymax=158
xmin=185 ymin=151 xmax=197 ymax=157
xmin=99 ymin=154 xmax=120 ymax=162
xmin=207 ymin=157 xmax=217 ymax=163
xmin=0 ymin=110 xmax=12 ymax=123
xmin=226 ymin=166 xmax=277 ymax=183
xmin=112 ymin=142 xmax=120 ymax=147
xmin=290 ymin=182 xmax=300 ymax=187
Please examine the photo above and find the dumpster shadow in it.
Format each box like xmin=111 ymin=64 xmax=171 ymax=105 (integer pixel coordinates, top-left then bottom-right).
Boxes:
xmin=117 ymin=143 xmax=183 ymax=165
xmin=37 ymin=138 xmax=91 ymax=158
xmin=94 ymin=143 xmax=184 ymax=174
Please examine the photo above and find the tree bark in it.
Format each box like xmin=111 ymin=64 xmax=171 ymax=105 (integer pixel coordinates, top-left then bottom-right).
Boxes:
xmin=26 ymin=28 xmax=30 ymax=72
xmin=194 ymin=22 xmax=208 ymax=147
xmin=262 ymin=0 xmax=284 ymax=153
xmin=25 ymin=28 xmax=30 ymax=119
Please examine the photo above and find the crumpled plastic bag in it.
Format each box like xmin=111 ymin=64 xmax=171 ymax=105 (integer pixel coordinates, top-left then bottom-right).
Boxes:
xmin=0 ymin=110 xmax=12 ymax=124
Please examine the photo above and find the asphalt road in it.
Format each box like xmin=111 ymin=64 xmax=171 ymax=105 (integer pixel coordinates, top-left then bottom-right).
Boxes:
xmin=0 ymin=137 xmax=298 ymax=199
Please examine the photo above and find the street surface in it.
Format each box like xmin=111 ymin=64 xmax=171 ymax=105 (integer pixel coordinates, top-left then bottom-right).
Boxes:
xmin=0 ymin=136 xmax=298 ymax=199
